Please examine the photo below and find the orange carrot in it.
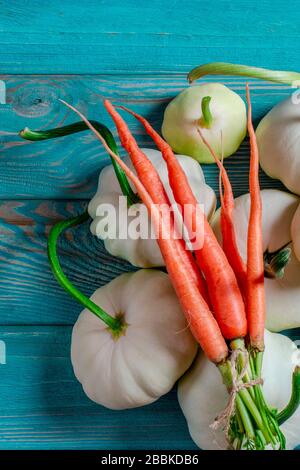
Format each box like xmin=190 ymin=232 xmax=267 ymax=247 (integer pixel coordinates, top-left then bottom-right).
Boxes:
xmin=59 ymin=99 xmax=228 ymax=364
xmin=197 ymin=127 xmax=247 ymax=295
xmin=118 ymin=105 xmax=247 ymax=341
xmin=246 ymin=85 xmax=265 ymax=352
xmin=103 ymin=100 xmax=209 ymax=303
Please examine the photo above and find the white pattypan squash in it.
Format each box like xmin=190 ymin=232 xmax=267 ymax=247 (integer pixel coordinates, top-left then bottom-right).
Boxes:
xmin=161 ymin=84 xmax=247 ymax=163
xmin=71 ymin=269 xmax=197 ymax=410
xmin=256 ymin=96 xmax=300 ymax=195
xmin=291 ymin=204 xmax=300 ymax=263
xmin=178 ymin=329 xmax=300 ymax=450
xmin=211 ymin=189 xmax=300 ymax=331
xmin=88 ymin=148 xmax=216 ymax=267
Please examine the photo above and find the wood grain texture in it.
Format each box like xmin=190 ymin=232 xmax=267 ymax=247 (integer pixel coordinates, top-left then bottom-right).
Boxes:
xmin=1 ymin=1 xmax=300 ymax=74
xmin=0 ymin=326 xmax=196 ymax=450
xmin=0 ymin=326 xmax=299 ymax=449
xmin=1 ymin=0 xmax=300 ymax=451
xmin=0 ymin=74 xmax=290 ymax=199
xmin=0 ymin=200 xmax=135 ymax=325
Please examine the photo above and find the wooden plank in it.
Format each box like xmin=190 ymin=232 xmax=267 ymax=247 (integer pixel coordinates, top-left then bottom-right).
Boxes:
xmin=0 ymin=326 xmax=197 ymax=450
xmin=1 ymin=0 xmax=299 ymax=452
xmin=0 ymin=1 xmax=300 ymax=73
xmin=0 ymin=75 xmax=289 ymax=199
xmin=0 ymin=200 xmax=135 ymax=325
xmin=0 ymin=325 xmax=299 ymax=449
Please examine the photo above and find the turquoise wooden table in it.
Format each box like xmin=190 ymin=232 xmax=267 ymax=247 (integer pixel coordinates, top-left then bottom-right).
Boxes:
xmin=0 ymin=0 xmax=300 ymax=450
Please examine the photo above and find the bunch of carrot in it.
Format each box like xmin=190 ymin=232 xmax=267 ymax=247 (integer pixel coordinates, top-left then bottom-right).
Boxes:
xmin=60 ymin=85 xmax=285 ymax=450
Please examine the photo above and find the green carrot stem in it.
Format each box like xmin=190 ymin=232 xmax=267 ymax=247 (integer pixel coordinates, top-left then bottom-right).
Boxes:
xmin=254 ymin=351 xmax=264 ymax=377
xmin=232 ymin=436 xmax=242 ymax=451
xmin=278 ymin=366 xmax=300 ymax=425
xmin=19 ymin=121 xmax=139 ymax=206
xmin=47 ymin=211 xmax=123 ymax=333
xmin=188 ymin=62 xmax=300 ymax=86
xmin=201 ymin=96 xmax=213 ymax=128
xmin=255 ymin=430 xmax=267 ymax=449
xmin=256 ymin=386 xmax=281 ymax=448
xmin=236 ymin=395 xmax=255 ymax=440
xmin=219 ymin=357 xmax=271 ymax=446
xmin=230 ymin=338 xmax=255 ymax=400
xmin=250 ymin=351 xmax=285 ymax=448
xmin=228 ymin=345 xmax=278 ymax=445
xmin=238 ymin=388 xmax=269 ymax=440
xmin=235 ymin=407 xmax=245 ymax=434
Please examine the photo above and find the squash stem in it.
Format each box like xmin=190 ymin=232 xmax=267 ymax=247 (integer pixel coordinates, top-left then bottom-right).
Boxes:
xmin=278 ymin=366 xmax=300 ymax=425
xmin=19 ymin=121 xmax=140 ymax=206
xmin=201 ymin=96 xmax=213 ymax=128
xmin=188 ymin=62 xmax=300 ymax=86
xmin=47 ymin=211 xmax=124 ymax=334
xmin=264 ymin=243 xmax=292 ymax=279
